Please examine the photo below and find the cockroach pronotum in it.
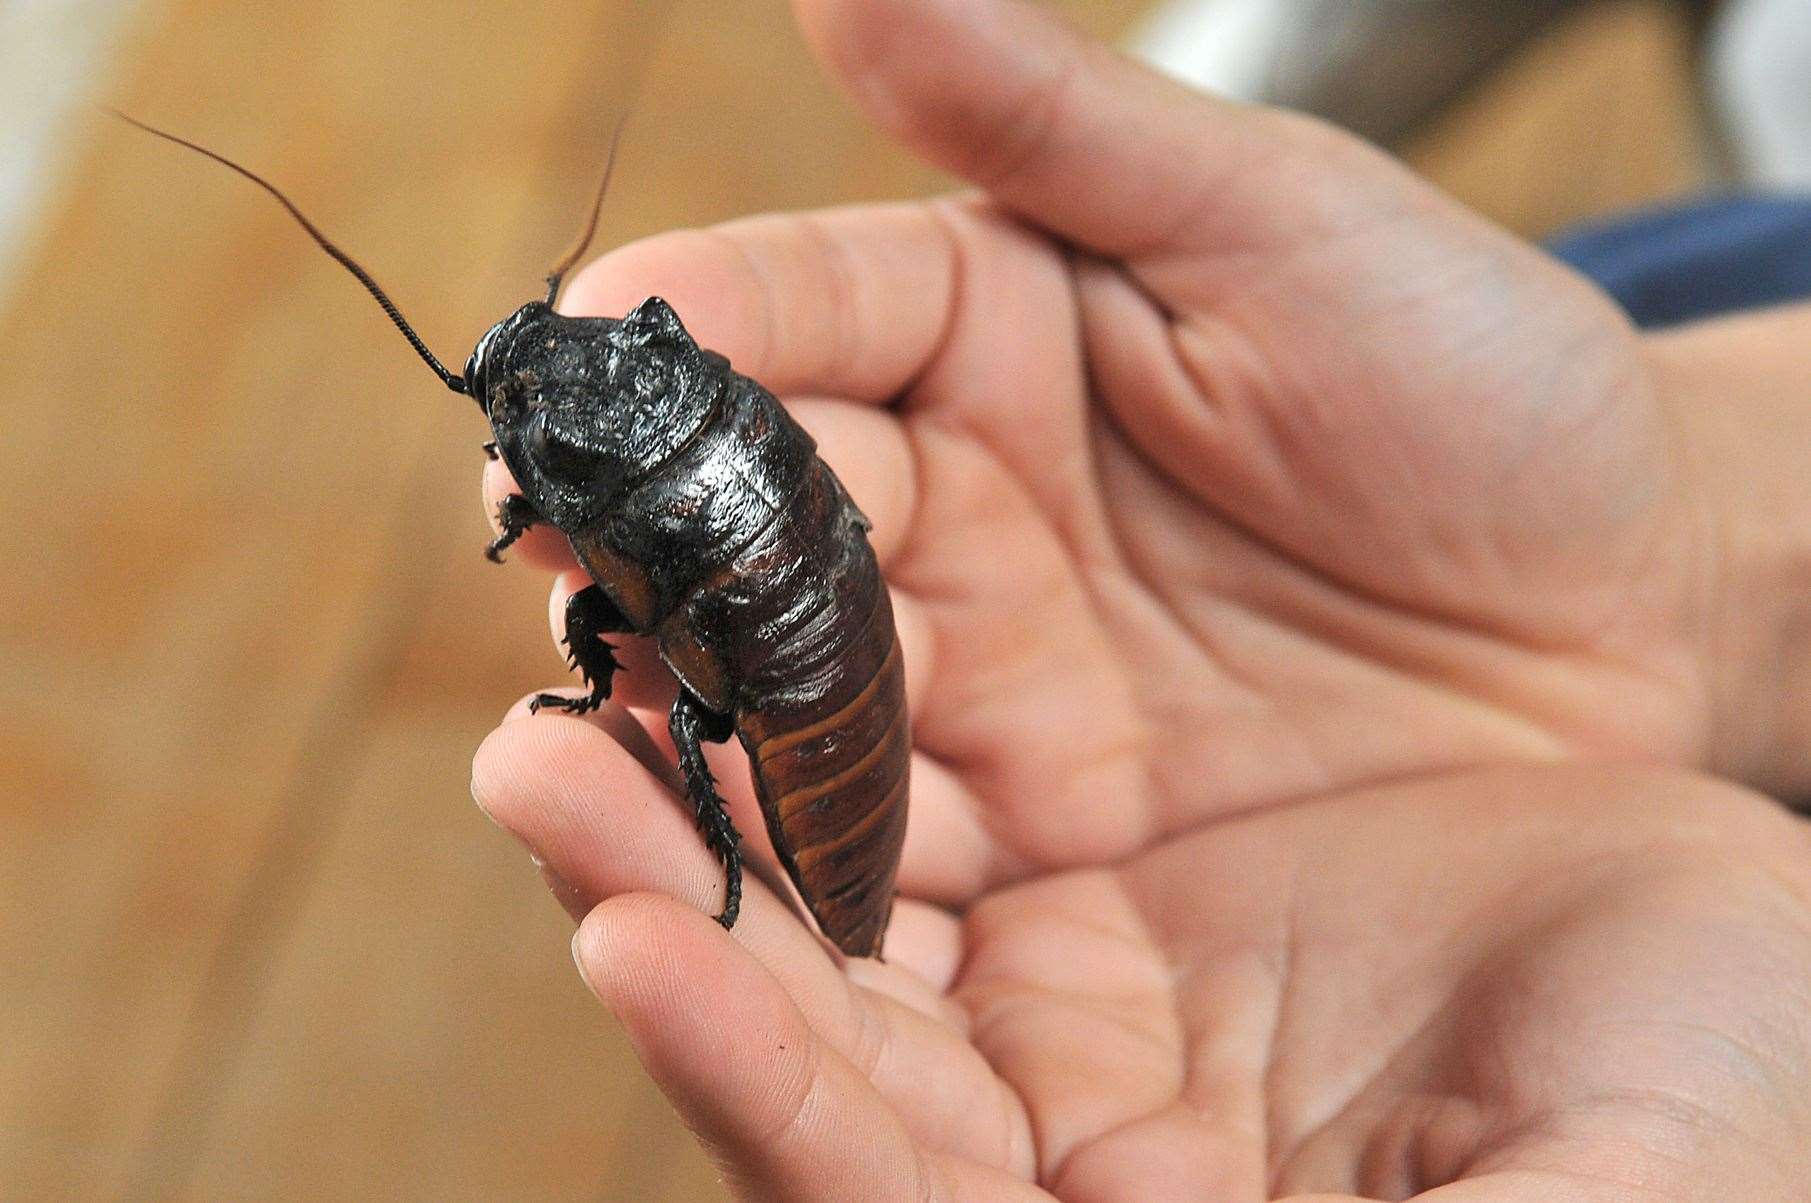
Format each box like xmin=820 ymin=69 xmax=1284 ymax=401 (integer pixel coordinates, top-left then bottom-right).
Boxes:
xmin=118 ymin=113 xmax=908 ymax=958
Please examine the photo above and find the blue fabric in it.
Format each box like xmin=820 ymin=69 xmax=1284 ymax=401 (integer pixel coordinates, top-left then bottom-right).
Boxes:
xmin=1549 ymin=195 xmax=1811 ymax=329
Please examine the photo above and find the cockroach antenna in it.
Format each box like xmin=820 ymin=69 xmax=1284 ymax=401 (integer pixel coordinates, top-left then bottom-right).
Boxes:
xmin=543 ymin=110 xmax=631 ymax=307
xmin=110 ymin=109 xmax=470 ymax=396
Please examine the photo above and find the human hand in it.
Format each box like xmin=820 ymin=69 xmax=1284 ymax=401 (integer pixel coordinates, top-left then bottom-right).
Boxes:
xmin=474 ymin=731 xmax=1811 ymax=1199
xmin=471 ymin=4 xmax=1811 ymax=1196
xmin=485 ymin=0 xmax=1779 ymax=886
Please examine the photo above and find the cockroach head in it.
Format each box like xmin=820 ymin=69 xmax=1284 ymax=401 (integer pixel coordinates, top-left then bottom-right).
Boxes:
xmin=465 ymin=296 xmax=700 ymax=417
xmin=474 ymin=296 xmax=723 ymax=528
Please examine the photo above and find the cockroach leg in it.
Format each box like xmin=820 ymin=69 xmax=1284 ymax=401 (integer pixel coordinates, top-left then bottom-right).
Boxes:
xmin=485 ymin=493 xmax=543 ymax=563
xmin=669 ymin=689 xmax=743 ymax=929
xmin=530 ymin=585 xmax=627 ymax=716
xmin=482 ymin=440 xmax=499 ymax=460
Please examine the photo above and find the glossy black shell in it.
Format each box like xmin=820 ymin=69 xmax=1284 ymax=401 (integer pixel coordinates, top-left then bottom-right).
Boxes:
xmin=473 ymin=297 xmax=908 ymax=957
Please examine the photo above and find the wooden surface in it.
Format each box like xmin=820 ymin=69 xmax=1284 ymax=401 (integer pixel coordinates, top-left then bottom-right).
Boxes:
xmin=0 ymin=1 xmax=1702 ymax=1200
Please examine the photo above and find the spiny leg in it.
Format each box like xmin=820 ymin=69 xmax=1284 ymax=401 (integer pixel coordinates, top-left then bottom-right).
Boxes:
xmin=530 ymin=584 xmax=628 ymax=716
xmin=485 ymin=493 xmax=542 ymax=563
xmin=669 ymin=689 xmax=743 ymax=929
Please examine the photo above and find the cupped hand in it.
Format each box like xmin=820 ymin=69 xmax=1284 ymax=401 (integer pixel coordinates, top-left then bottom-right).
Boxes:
xmin=469 ymin=1 xmax=1801 ymax=1198
xmin=486 ymin=0 xmax=1721 ymax=895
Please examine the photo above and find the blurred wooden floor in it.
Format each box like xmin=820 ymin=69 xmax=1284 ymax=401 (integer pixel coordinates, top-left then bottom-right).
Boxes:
xmin=0 ymin=1 xmax=1703 ymax=1199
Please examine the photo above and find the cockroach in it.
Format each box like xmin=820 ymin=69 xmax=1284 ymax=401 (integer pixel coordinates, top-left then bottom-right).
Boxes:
xmin=118 ymin=113 xmax=908 ymax=958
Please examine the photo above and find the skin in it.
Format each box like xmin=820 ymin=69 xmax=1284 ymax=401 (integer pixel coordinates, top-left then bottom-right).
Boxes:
xmin=470 ymin=0 xmax=1811 ymax=1197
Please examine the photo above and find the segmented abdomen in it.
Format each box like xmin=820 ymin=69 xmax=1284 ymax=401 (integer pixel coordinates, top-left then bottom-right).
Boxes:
xmin=684 ymin=443 xmax=909 ymax=958
xmin=738 ymin=568 xmax=908 ymax=959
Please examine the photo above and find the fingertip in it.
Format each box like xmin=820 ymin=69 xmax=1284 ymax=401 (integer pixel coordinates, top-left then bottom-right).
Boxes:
xmin=546 ymin=570 xmax=591 ymax=647
xmin=470 ymin=708 xmax=583 ymax=834
xmin=496 ymin=691 xmax=544 ymax=725
xmin=489 ymin=689 xmax=679 ymax=786
xmin=793 ymin=0 xmax=1389 ymax=259
xmin=472 ymin=705 xmax=655 ymax=841
xmin=480 ymin=455 xmax=519 ymax=502
xmin=469 ymin=720 xmax=519 ymax=823
xmin=790 ymin=0 xmax=1092 ymax=185
xmin=788 ymin=0 xmax=1103 ymax=262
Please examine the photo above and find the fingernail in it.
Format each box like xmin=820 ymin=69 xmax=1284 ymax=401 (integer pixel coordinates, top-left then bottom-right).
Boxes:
xmin=537 ymin=858 xmax=592 ymax=923
xmin=471 ymin=777 xmax=499 ymax=826
xmin=571 ymin=925 xmax=602 ymax=998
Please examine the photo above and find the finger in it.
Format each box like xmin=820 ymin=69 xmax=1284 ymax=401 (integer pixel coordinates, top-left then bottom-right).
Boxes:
xmin=473 ymin=717 xmax=1034 ymax=1169
xmin=793 ymin=0 xmax=1411 ymax=261
xmin=560 ymin=203 xmax=957 ymax=404
xmin=480 ymin=458 xmax=578 ymax=571
xmin=575 ymin=895 xmax=1048 ymax=1201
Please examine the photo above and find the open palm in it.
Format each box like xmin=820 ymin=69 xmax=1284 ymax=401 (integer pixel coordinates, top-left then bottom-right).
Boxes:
xmin=483 ymin=0 xmax=1713 ymax=898
xmin=470 ymin=0 xmax=1795 ymax=1198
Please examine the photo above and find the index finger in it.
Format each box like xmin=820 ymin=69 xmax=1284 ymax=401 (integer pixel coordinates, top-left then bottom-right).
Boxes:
xmin=561 ymin=201 xmax=959 ymax=404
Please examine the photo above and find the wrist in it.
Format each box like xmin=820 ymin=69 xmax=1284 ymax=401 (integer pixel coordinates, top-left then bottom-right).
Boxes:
xmin=1647 ymin=305 xmax=1811 ymax=804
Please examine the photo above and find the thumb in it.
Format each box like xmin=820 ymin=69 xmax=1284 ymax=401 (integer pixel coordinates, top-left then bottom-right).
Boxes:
xmin=793 ymin=0 xmax=1419 ymax=259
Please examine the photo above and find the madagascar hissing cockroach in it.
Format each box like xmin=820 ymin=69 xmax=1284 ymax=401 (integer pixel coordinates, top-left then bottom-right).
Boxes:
xmin=118 ymin=113 xmax=908 ymax=958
